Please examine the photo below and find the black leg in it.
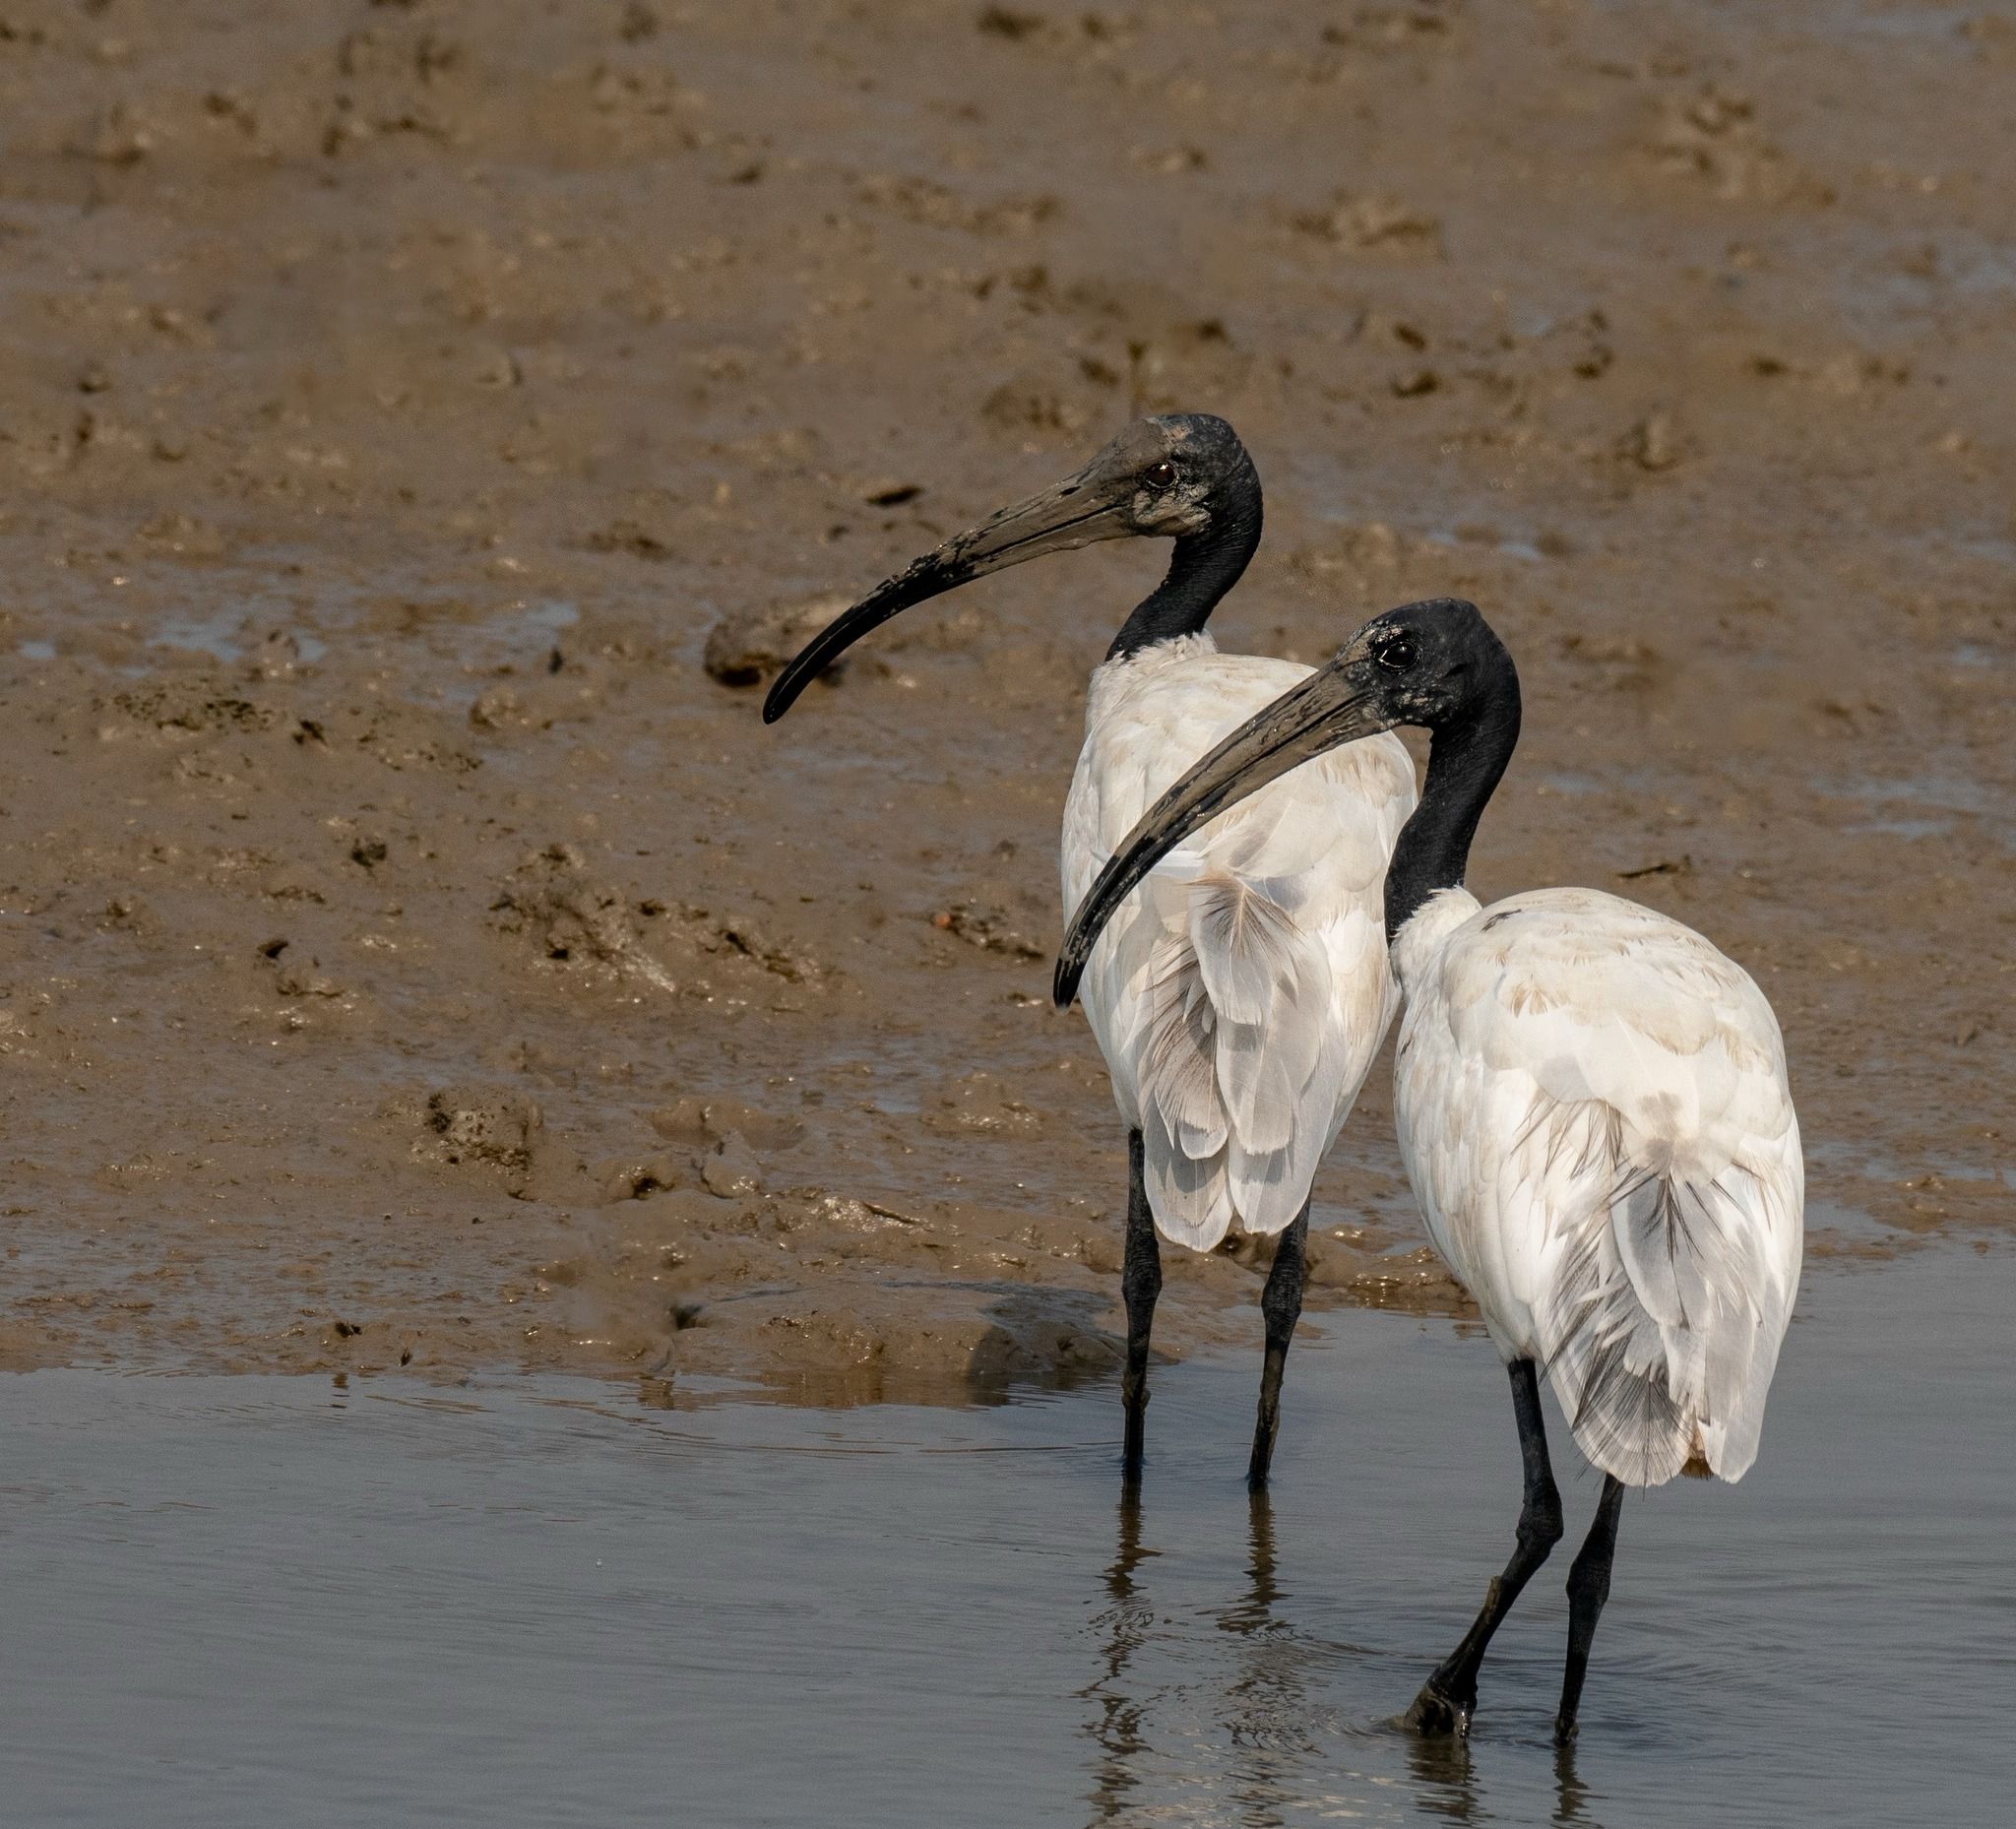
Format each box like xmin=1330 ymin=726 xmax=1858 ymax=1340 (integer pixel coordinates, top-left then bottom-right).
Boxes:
xmin=1406 ymin=1358 xmax=1564 ymax=1736
xmin=1554 ymin=1475 xmax=1625 ymax=1744
xmin=1119 ymin=1129 xmax=1162 ymax=1482
xmin=1246 ymin=1204 xmax=1309 ymax=1491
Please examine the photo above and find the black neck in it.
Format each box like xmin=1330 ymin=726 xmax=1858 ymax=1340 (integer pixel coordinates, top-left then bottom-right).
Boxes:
xmin=1106 ymin=466 xmax=1262 ymax=661
xmin=1384 ymin=664 xmax=1522 ymax=944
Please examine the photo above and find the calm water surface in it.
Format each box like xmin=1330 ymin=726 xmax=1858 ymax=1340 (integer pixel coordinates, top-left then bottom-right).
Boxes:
xmin=3 ymin=1250 xmax=2010 ymax=1827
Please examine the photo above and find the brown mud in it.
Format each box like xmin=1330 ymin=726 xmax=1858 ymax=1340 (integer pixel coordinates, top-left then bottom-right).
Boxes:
xmin=0 ymin=2 xmax=2008 ymax=1393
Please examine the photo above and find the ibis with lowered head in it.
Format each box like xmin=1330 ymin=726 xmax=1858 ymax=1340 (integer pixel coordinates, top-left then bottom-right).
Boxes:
xmin=765 ymin=416 xmax=1418 ymax=1488
xmin=1054 ymin=597 xmax=1803 ymax=1741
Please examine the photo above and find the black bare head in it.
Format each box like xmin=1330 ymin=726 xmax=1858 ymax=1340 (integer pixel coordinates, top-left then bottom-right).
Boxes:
xmin=1052 ymin=598 xmax=1521 ymax=1009
xmin=761 ymin=413 xmax=1262 ymax=723
xmin=1119 ymin=411 xmax=1259 ymax=538
xmin=1327 ymin=596 xmax=1519 ymax=738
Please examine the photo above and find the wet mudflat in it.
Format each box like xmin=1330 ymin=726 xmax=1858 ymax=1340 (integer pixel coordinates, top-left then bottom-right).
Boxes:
xmin=5 ymin=1248 xmax=2008 ymax=1828
xmin=1 ymin=0 xmax=2012 ymax=1391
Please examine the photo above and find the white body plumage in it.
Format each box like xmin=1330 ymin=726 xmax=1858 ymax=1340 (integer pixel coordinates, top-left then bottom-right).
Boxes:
xmin=1062 ymin=635 xmax=1418 ymax=1250
xmin=1391 ymin=885 xmax=1804 ymax=1487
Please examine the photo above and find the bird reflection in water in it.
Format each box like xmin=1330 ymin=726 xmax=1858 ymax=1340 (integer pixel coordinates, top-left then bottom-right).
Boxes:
xmin=1403 ymin=1691 xmax=1606 ymax=1826
xmin=1212 ymin=1492 xmax=1323 ymax=1827
xmin=1081 ymin=1487 xmax=1159 ymax=1825
xmin=1552 ymin=1739 xmax=1600 ymax=1828
xmin=1406 ymin=1727 xmax=1480 ymax=1822
xmin=1081 ymin=1492 xmax=1324 ymax=1828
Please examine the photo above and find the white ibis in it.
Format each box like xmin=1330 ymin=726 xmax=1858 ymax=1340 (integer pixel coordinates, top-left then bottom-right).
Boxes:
xmin=1054 ymin=598 xmax=1803 ymax=1741
xmin=765 ymin=416 xmax=1417 ymax=1487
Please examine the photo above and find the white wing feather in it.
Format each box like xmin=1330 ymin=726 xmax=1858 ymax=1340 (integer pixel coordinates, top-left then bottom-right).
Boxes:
xmin=1395 ymin=887 xmax=1803 ymax=1486
xmin=1064 ymin=636 xmax=1417 ymax=1248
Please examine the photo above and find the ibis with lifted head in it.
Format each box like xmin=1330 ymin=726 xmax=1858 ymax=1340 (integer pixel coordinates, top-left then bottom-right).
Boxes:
xmin=1054 ymin=597 xmax=1803 ymax=1742
xmin=765 ymin=416 xmax=1418 ymax=1489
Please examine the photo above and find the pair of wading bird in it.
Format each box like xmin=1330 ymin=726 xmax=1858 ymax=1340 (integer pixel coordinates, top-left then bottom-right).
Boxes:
xmin=764 ymin=414 xmax=1802 ymax=1745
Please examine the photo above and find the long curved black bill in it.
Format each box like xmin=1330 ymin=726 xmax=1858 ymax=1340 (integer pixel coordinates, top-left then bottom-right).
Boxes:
xmin=762 ymin=466 xmax=1136 ymax=725
xmin=1052 ymin=661 xmax=1394 ymax=1009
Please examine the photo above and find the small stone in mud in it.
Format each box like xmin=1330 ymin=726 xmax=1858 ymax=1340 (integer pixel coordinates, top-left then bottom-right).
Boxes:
xmin=1620 ymin=410 xmax=1683 ymax=472
xmin=469 ymin=684 xmax=524 ymax=728
xmin=253 ymin=631 xmax=302 ymax=678
xmin=76 ymin=101 xmax=155 ymax=166
xmin=703 ymin=593 xmax=850 ymax=688
xmin=700 ymin=1133 xmax=762 ymax=1198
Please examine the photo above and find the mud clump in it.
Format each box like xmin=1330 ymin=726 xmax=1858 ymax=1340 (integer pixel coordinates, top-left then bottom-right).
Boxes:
xmin=651 ymin=1096 xmax=805 ymax=1153
xmin=930 ymin=902 xmax=1047 ymax=961
xmin=922 ymin=1071 xmax=1043 ymax=1136
xmin=391 ymin=1082 xmax=607 ymax=1212
xmin=489 ymin=845 xmax=686 ymax=994
xmin=699 ymin=1133 xmax=763 ymax=1197
xmin=424 ymin=1087 xmax=540 ymax=1176
xmin=490 ymin=848 xmax=825 ymax=997
xmin=704 ymin=594 xmax=850 ymax=689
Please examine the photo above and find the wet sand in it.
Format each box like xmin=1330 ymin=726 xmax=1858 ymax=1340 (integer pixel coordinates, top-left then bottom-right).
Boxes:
xmin=0 ymin=2 xmax=2011 ymax=1393
xmin=4 ymin=1249 xmax=2009 ymax=1826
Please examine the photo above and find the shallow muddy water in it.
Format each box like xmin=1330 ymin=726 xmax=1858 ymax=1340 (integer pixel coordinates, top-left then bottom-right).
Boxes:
xmin=5 ymin=1249 xmax=2008 ymax=1828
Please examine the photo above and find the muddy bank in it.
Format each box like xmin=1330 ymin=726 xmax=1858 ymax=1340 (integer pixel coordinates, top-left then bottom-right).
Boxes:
xmin=0 ymin=1 xmax=2009 ymax=1392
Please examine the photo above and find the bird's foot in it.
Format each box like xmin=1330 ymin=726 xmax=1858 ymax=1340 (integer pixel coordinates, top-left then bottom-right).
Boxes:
xmin=1552 ymin=1712 xmax=1580 ymax=1748
xmin=1404 ymin=1678 xmax=1473 ymax=1739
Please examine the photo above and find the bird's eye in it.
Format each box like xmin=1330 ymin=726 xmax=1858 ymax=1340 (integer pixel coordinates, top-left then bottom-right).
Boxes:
xmin=1144 ymin=460 xmax=1178 ymax=490
xmin=1374 ymin=632 xmax=1418 ymax=673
